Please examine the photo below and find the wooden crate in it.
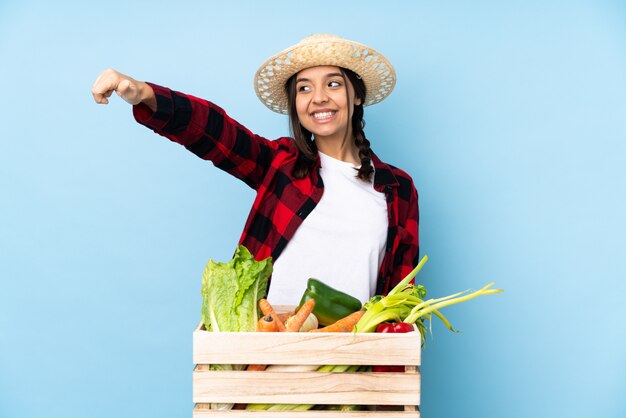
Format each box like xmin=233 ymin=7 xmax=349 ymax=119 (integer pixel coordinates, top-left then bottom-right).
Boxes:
xmin=192 ymin=314 xmax=421 ymax=417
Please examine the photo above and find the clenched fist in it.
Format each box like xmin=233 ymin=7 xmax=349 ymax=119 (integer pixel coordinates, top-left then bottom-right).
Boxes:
xmin=91 ymin=68 xmax=156 ymax=111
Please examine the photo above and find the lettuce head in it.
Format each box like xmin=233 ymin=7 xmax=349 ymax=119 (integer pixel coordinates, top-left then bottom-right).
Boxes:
xmin=201 ymin=245 xmax=272 ymax=332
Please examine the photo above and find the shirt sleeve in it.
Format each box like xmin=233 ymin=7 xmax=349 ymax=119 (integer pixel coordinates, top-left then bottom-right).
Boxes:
xmin=390 ymin=183 xmax=420 ymax=290
xmin=133 ymin=83 xmax=278 ymax=190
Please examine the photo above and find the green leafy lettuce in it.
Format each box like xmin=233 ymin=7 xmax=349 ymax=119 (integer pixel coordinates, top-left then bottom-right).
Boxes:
xmin=201 ymin=245 xmax=272 ymax=332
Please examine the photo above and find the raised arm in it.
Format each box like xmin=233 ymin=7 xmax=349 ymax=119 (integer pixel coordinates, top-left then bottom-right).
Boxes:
xmin=91 ymin=69 xmax=286 ymax=190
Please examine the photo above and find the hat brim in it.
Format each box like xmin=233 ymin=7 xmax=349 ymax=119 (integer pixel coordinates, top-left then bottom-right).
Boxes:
xmin=254 ymin=35 xmax=396 ymax=114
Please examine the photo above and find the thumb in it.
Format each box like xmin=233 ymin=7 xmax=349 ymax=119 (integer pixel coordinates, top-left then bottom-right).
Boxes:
xmin=116 ymin=79 xmax=141 ymax=105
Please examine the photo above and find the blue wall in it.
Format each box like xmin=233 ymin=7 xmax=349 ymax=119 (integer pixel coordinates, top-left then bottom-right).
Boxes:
xmin=1 ymin=1 xmax=625 ymax=417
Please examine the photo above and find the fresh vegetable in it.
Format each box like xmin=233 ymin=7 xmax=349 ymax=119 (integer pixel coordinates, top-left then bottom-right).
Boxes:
xmin=355 ymin=255 xmax=504 ymax=342
xmin=309 ymin=310 xmax=365 ymax=333
xmin=256 ymin=314 xmax=278 ymax=332
xmin=262 ymin=364 xmax=320 ymax=372
xmin=322 ymin=405 xmax=367 ymax=411
xmin=200 ymin=245 xmax=272 ymax=410
xmin=246 ymin=314 xmax=278 ymax=372
xmin=245 ymin=362 xmax=269 ymax=372
xmin=295 ymin=313 xmax=319 ymax=332
xmin=297 ymin=278 xmax=363 ymax=326
xmin=201 ymin=245 xmax=272 ymax=333
xmin=376 ymin=322 xmax=415 ymax=333
xmin=259 ymin=298 xmax=287 ymax=332
xmin=372 ymin=364 xmax=404 ymax=372
xmin=372 ymin=322 xmax=416 ymax=372
xmin=285 ymin=298 xmax=316 ymax=332
xmin=245 ymin=255 xmax=502 ymax=412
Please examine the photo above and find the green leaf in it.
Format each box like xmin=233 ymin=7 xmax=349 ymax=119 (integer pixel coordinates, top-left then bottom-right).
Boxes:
xmin=201 ymin=245 xmax=272 ymax=333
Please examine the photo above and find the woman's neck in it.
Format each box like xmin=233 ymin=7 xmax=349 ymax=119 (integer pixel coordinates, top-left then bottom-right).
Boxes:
xmin=315 ymin=136 xmax=360 ymax=164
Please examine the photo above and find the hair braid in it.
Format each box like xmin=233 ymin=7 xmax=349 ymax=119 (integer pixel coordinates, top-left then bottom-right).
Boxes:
xmin=341 ymin=69 xmax=373 ymax=182
xmin=352 ymin=103 xmax=374 ymax=181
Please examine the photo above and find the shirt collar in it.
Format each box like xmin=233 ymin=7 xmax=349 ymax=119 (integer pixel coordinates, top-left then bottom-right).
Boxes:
xmin=371 ymin=152 xmax=400 ymax=189
xmin=311 ymin=149 xmax=399 ymax=189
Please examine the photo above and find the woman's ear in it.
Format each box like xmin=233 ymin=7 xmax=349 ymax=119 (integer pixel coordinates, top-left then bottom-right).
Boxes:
xmin=355 ymin=97 xmax=363 ymax=106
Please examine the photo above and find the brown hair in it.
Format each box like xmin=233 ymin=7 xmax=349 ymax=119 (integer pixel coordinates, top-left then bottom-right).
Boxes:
xmin=285 ymin=67 xmax=373 ymax=181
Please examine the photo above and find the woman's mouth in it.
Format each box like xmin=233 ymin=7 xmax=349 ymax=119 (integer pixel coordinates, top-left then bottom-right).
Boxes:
xmin=311 ymin=110 xmax=337 ymax=121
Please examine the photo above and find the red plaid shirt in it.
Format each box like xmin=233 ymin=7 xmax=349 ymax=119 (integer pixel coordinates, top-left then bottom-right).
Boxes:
xmin=133 ymin=83 xmax=419 ymax=295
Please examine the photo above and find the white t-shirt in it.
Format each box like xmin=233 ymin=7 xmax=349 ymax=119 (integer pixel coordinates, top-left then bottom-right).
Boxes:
xmin=268 ymin=151 xmax=388 ymax=305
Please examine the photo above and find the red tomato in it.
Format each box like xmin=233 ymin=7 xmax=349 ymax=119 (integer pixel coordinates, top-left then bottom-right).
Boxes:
xmin=372 ymin=322 xmax=415 ymax=372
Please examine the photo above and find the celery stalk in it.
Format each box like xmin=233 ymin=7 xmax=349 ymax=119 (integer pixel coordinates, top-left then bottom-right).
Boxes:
xmin=388 ymin=255 xmax=429 ymax=296
xmin=356 ymin=257 xmax=503 ymax=337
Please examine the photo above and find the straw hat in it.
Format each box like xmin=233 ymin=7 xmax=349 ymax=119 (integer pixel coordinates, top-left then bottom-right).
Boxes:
xmin=254 ymin=34 xmax=396 ymax=114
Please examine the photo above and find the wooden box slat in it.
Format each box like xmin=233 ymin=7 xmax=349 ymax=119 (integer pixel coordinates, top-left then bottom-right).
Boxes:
xmin=193 ymin=405 xmax=420 ymax=418
xmin=193 ymin=325 xmax=421 ymax=366
xmin=193 ymin=370 xmax=420 ymax=405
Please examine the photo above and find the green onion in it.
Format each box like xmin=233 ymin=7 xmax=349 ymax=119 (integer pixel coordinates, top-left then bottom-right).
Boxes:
xmin=355 ymin=256 xmax=504 ymax=340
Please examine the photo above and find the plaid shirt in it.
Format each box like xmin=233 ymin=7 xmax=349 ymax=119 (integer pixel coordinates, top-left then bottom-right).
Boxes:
xmin=133 ymin=83 xmax=419 ymax=295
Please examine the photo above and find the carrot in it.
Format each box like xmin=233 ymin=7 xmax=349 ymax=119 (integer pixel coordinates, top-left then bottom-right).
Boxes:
xmin=308 ymin=310 xmax=365 ymax=333
xmin=285 ymin=298 xmax=316 ymax=332
xmin=247 ymin=313 xmax=279 ymax=372
xmin=258 ymin=299 xmax=286 ymax=332
xmin=246 ymin=364 xmax=268 ymax=371
xmin=256 ymin=314 xmax=278 ymax=332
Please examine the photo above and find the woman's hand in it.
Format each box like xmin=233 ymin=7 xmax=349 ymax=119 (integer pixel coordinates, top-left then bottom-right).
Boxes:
xmin=91 ymin=68 xmax=156 ymax=111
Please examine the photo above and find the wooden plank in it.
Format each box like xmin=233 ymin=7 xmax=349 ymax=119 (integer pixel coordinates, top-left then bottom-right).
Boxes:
xmin=193 ymin=329 xmax=421 ymax=366
xmin=193 ymin=370 xmax=420 ymax=406
xmin=193 ymin=404 xmax=420 ymax=417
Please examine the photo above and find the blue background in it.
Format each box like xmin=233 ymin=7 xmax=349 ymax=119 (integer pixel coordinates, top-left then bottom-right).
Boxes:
xmin=1 ymin=1 xmax=625 ymax=417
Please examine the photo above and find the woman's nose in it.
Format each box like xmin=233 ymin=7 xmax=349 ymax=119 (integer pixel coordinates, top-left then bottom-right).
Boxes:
xmin=312 ymin=88 xmax=329 ymax=104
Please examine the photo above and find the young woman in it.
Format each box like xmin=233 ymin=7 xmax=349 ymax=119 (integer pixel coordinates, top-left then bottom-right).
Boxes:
xmin=92 ymin=34 xmax=419 ymax=305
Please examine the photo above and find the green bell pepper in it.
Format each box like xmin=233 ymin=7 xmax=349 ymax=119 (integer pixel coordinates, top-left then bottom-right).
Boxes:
xmin=297 ymin=278 xmax=363 ymax=326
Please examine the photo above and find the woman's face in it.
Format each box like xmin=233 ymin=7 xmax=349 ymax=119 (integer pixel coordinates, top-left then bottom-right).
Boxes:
xmin=294 ymin=65 xmax=361 ymax=144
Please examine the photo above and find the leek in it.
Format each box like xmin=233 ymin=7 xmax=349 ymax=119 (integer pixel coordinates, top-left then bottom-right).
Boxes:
xmin=355 ymin=255 xmax=504 ymax=341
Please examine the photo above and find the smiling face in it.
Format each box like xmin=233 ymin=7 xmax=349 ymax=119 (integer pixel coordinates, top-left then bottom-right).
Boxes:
xmin=294 ymin=66 xmax=362 ymax=146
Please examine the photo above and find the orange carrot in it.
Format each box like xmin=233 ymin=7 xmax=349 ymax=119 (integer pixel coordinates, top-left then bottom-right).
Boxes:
xmin=308 ymin=310 xmax=365 ymax=333
xmin=258 ymin=299 xmax=286 ymax=332
xmin=247 ymin=313 xmax=278 ymax=372
xmin=285 ymin=298 xmax=316 ymax=332
xmin=256 ymin=313 xmax=278 ymax=332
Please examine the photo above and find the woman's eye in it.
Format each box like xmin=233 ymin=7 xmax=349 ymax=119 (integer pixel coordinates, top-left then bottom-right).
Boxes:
xmin=329 ymin=80 xmax=341 ymax=88
xmin=297 ymin=85 xmax=311 ymax=92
